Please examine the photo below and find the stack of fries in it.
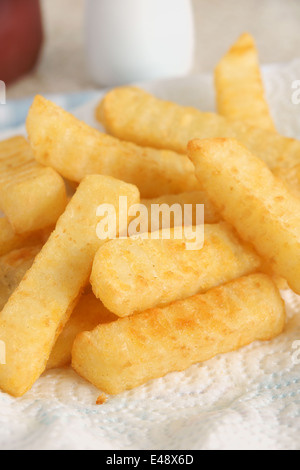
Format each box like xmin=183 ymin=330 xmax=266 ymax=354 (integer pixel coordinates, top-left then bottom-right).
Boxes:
xmin=1 ymin=33 xmax=298 ymax=399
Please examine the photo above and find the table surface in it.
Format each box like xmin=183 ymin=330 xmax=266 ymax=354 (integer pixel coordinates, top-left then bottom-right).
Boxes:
xmin=6 ymin=0 xmax=300 ymax=99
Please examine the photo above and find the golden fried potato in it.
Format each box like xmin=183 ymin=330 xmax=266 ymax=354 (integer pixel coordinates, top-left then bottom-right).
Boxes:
xmin=0 ymin=246 xmax=116 ymax=370
xmin=91 ymin=223 xmax=261 ymax=317
xmin=141 ymin=191 xmax=220 ymax=228
xmin=0 ymin=136 xmax=67 ymax=233
xmin=0 ymin=217 xmax=52 ymax=257
xmin=0 ymin=175 xmax=140 ymax=397
xmin=188 ymin=138 xmax=300 ymax=294
xmin=97 ymin=87 xmax=300 ymax=196
xmin=47 ymin=290 xmax=117 ymax=370
xmin=26 ymin=96 xmax=199 ymax=198
xmin=215 ymin=34 xmax=294 ymax=204
xmin=0 ymin=245 xmax=41 ymax=310
xmin=215 ymin=33 xmax=276 ymax=131
xmin=72 ymin=274 xmax=285 ymax=395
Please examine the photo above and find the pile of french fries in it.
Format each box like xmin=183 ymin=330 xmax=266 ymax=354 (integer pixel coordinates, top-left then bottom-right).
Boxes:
xmin=0 ymin=33 xmax=298 ymax=399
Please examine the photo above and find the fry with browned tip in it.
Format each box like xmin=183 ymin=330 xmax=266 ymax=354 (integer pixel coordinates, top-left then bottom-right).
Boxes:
xmin=188 ymin=138 xmax=300 ymax=295
xmin=72 ymin=274 xmax=285 ymax=395
xmin=215 ymin=33 xmax=276 ymax=132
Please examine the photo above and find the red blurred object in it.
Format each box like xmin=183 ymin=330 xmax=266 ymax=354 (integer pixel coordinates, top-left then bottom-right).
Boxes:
xmin=0 ymin=0 xmax=43 ymax=85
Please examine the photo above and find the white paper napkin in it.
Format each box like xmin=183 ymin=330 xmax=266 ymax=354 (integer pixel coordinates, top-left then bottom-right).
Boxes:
xmin=1 ymin=60 xmax=300 ymax=450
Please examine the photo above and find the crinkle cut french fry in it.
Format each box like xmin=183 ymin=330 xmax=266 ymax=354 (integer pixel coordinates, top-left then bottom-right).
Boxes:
xmin=215 ymin=33 xmax=276 ymax=132
xmin=72 ymin=274 xmax=286 ymax=395
xmin=91 ymin=223 xmax=261 ymax=317
xmin=188 ymin=138 xmax=300 ymax=295
xmin=26 ymin=96 xmax=199 ymax=198
xmin=0 ymin=217 xmax=52 ymax=257
xmin=0 ymin=136 xmax=67 ymax=233
xmin=47 ymin=290 xmax=117 ymax=370
xmin=97 ymin=87 xmax=300 ymax=197
xmin=0 ymin=175 xmax=139 ymax=397
xmin=141 ymin=191 xmax=220 ymax=227
xmin=214 ymin=34 xmax=299 ymax=199
xmin=0 ymin=245 xmax=116 ymax=369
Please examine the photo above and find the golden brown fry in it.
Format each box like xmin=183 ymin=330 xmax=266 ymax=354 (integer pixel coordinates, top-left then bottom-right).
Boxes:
xmin=47 ymin=290 xmax=117 ymax=370
xmin=0 ymin=246 xmax=116 ymax=369
xmin=91 ymin=223 xmax=261 ymax=317
xmin=215 ymin=36 xmax=300 ymax=198
xmin=0 ymin=175 xmax=139 ymax=397
xmin=0 ymin=136 xmax=67 ymax=233
xmin=97 ymin=87 xmax=300 ymax=196
xmin=215 ymin=33 xmax=276 ymax=131
xmin=26 ymin=96 xmax=199 ymax=198
xmin=0 ymin=245 xmax=41 ymax=311
xmin=141 ymin=191 xmax=220 ymax=227
xmin=0 ymin=217 xmax=52 ymax=257
xmin=188 ymin=138 xmax=300 ymax=295
xmin=72 ymin=274 xmax=285 ymax=395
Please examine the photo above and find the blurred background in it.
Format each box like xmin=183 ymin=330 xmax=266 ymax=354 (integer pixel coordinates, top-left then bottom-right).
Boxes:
xmin=2 ymin=0 xmax=300 ymax=99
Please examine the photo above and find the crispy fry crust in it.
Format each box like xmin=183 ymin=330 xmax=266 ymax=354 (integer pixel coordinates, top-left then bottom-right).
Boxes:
xmin=97 ymin=87 xmax=300 ymax=196
xmin=26 ymin=96 xmax=199 ymax=198
xmin=72 ymin=274 xmax=286 ymax=395
xmin=0 ymin=175 xmax=139 ymax=397
xmin=215 ymin=33 xmax=276 ymax=131
xmin=0 ymin=136 xmax=67 ymax=233
xmin=188 ymin=138 xmax=300 ymax=294
xmin=47 ymin=290 xmax=117 ymax=370
xmin=91 ymin=223 xmax=261 ymax=317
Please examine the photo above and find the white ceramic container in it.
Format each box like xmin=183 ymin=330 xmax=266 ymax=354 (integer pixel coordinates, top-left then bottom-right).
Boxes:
xmin=85 ymin=0 xmax=195 ymax=86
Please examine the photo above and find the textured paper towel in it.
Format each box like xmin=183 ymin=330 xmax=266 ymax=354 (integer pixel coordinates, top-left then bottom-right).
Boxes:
xmin=1 ymin=60 xmax=300 ymax=450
